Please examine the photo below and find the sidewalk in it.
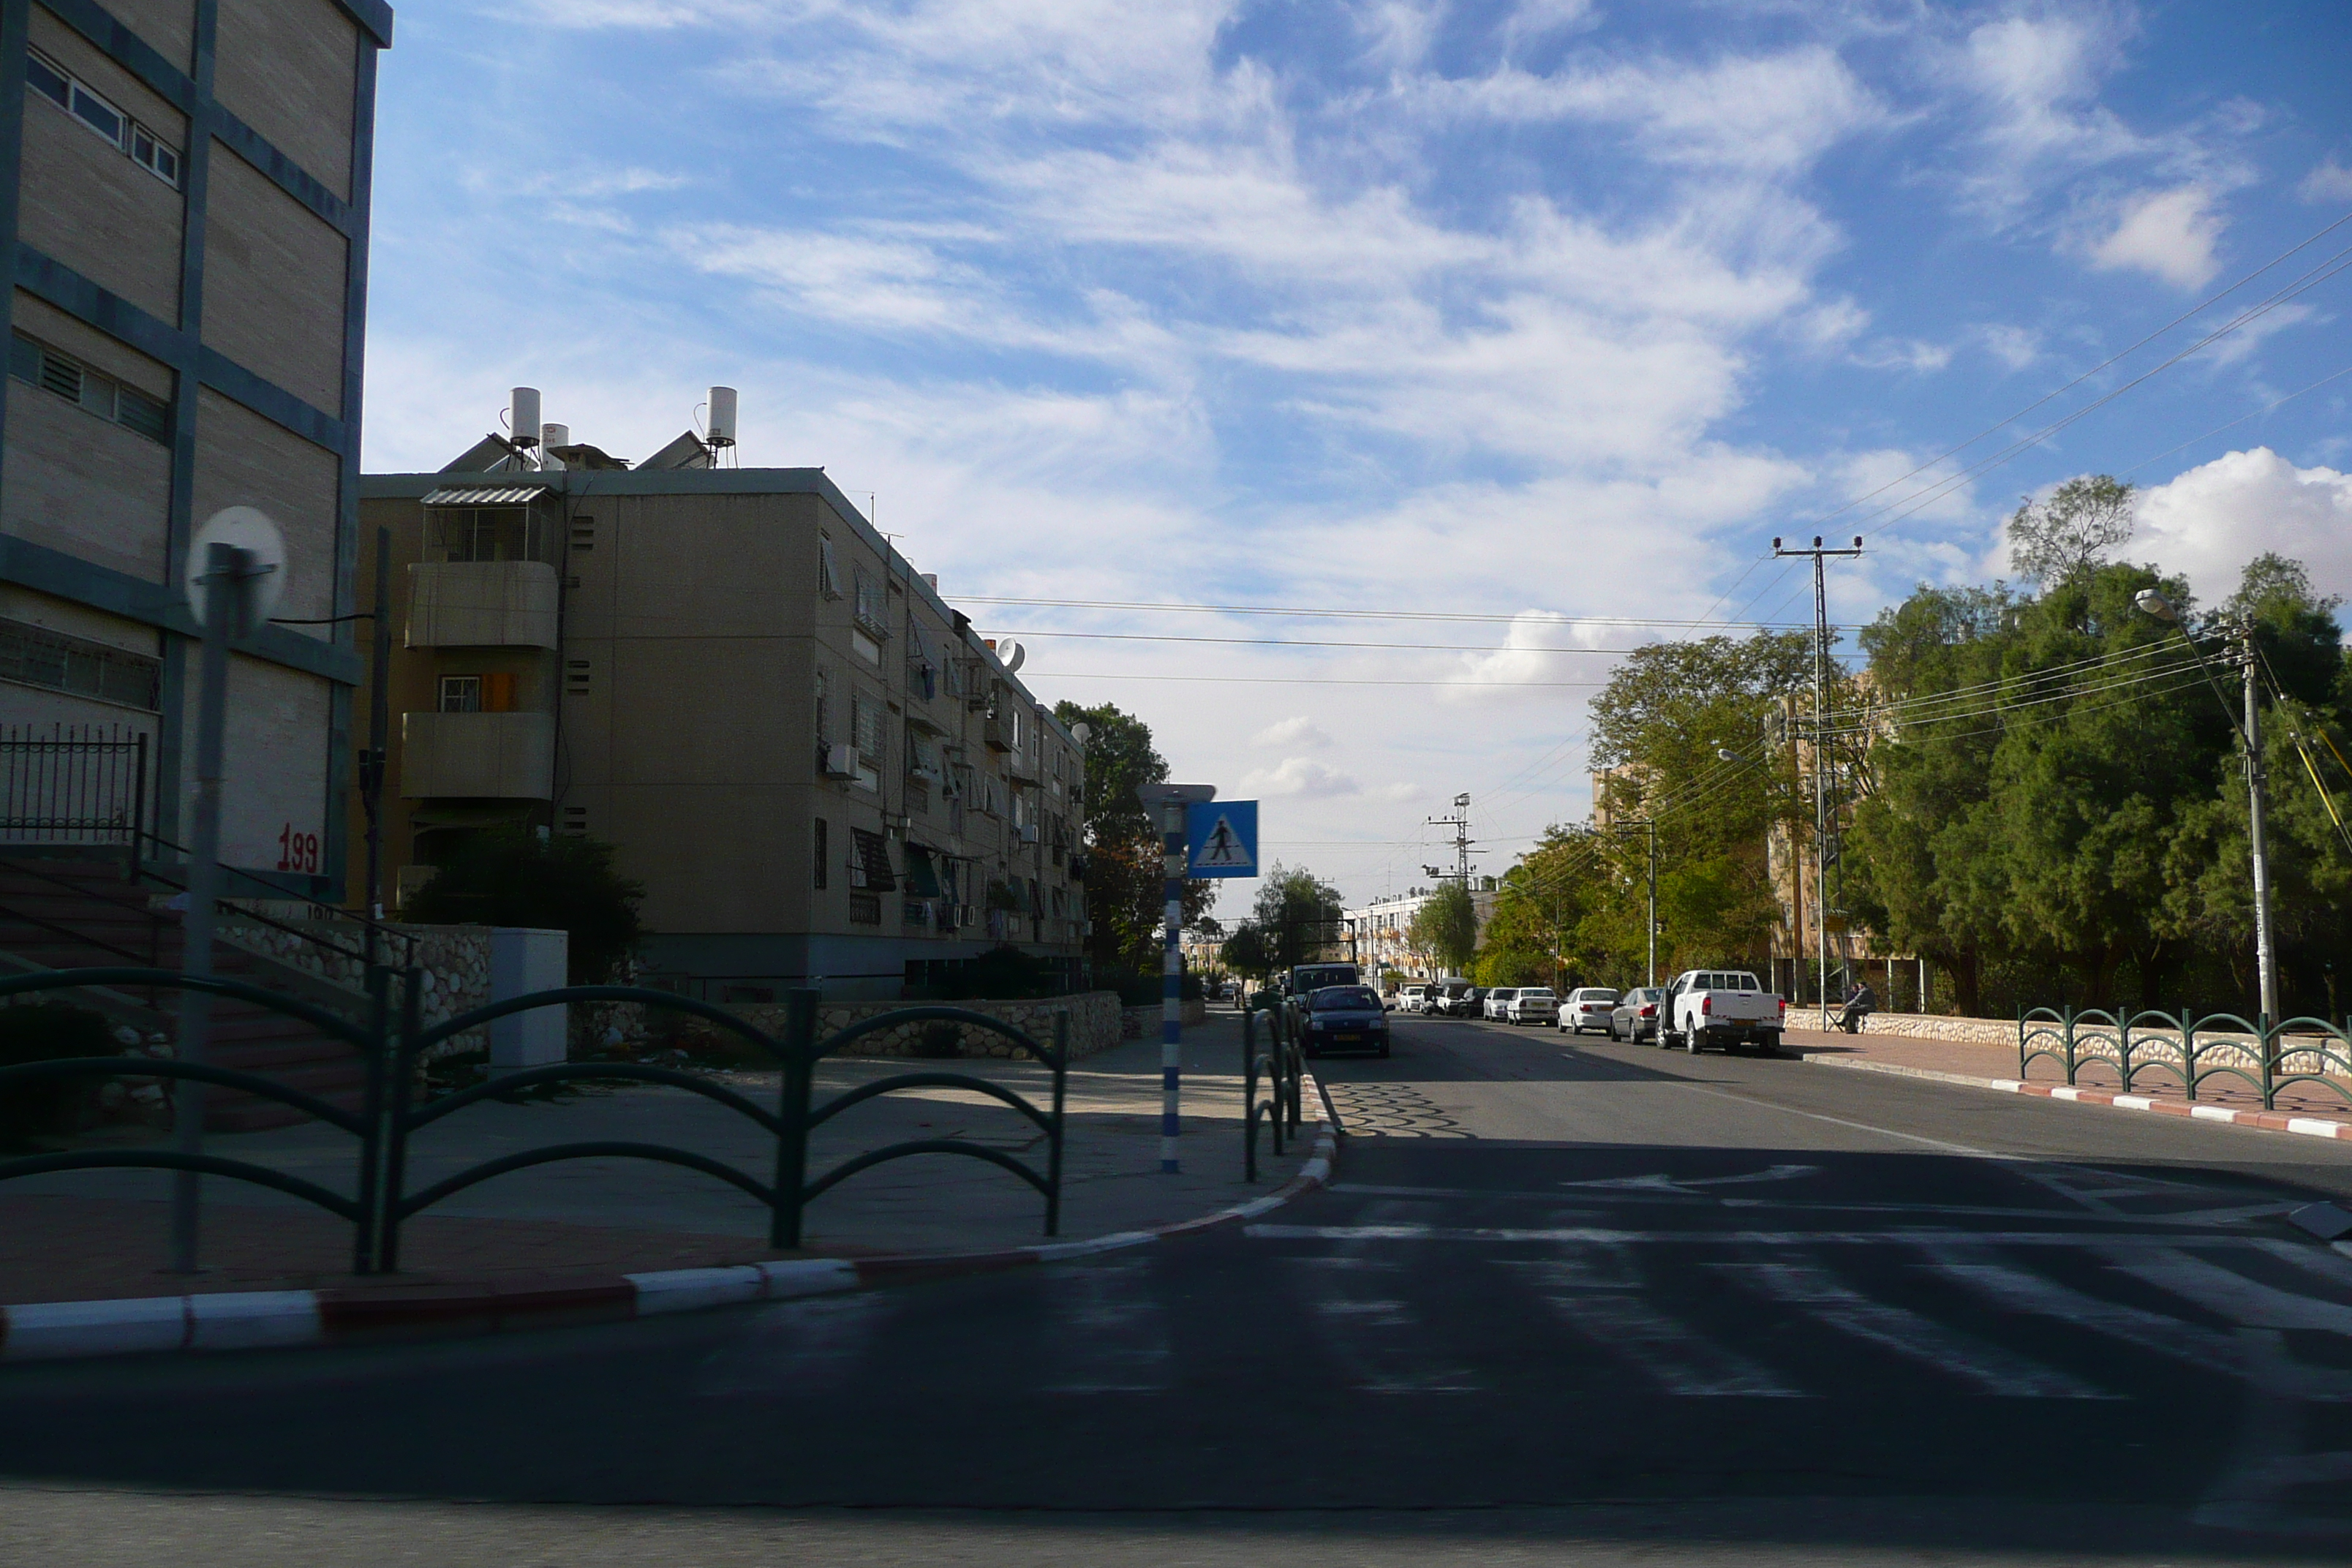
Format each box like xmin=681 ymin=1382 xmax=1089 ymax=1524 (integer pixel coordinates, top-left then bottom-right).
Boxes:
xmin=0 ymin=1009 xmax=1307 ymax=1307
xmin=1786 ymin=1025 xmax=2352 ymax=1139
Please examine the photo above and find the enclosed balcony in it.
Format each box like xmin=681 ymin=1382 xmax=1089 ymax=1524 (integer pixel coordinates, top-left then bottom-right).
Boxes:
xmin=406 ymin=559 xmax=559 ymax=649
xmin=400 ymin=710 xmax=554 ymax=799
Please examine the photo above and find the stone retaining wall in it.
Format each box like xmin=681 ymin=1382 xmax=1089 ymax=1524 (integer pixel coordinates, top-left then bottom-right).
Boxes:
xmin=715 ymin=991 xmax=1123 ymax=1061
xmin=1121 ymin=999 xmax=1208 ymax=1038
xmin=213 ymin=916 xmax=497 ymax=1060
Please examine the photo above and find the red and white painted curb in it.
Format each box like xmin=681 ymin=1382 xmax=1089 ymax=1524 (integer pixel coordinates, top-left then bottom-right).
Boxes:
xmin=1798 ymin=1051 xmax=2352 ymax=1142
xmin=0 ymin=1079 xmax=1338 ymax=1365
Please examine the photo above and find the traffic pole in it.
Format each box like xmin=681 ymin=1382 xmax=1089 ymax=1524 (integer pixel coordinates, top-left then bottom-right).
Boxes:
xmin=1160 ymin=799 xmax=1185 ymax=1173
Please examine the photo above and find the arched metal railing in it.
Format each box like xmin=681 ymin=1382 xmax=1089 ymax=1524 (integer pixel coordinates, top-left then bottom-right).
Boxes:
xmin=2019 ymin=1005 xmax=2352 ymax=1111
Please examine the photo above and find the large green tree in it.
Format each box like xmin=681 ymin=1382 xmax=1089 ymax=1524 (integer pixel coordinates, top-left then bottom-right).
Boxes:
xmin=1251 ymin=863 xmax=1347 ymax=973
xmin=1053 ymin=701 xmax=1213 ymax=974
xmin=1409 ymin=880 xmax=1479 ymax=974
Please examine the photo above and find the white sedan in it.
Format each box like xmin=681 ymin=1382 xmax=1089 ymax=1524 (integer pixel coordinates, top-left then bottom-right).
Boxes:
xmin=1561 ymin=987 xmax=1621 ymax=1036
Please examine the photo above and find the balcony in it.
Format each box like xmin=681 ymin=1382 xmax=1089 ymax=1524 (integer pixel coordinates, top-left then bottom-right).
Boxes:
xmin=400 ymin=710 xmax=554 ymax=799
xmin=407 ymin=560 xmax=560 ymax=649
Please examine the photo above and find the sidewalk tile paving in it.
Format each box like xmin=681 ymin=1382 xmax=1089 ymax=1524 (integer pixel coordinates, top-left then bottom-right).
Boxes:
xmin=0 ymin=1011 xmax=1305 ymax=1307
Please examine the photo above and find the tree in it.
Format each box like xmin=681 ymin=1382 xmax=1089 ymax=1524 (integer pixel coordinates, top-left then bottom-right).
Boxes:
xmin=1052 ymin=701 xmax=1212 ymax=973
xmin=2007 ymin=475 xmax=2135 ymax=586
xmin=1251 ymin=864 xmax=1346 ymax=973
xmin=404 ymin=829 xmax=645 ymax=984
xmin=1409 ymin=881 xmax=1478 ymax=974
xmin=1219 ymin=922 xmax=1271 ymax=982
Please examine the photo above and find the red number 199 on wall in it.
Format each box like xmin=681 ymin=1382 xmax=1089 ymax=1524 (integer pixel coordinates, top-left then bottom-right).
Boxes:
xmin=277 ymin=823 xmax=320 ymax=875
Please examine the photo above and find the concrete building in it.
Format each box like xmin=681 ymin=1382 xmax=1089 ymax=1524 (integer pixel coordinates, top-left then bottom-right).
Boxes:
xmin=0 ymin=0 xmax=391 ymax=892
xmin=356 ymin=404 xmax=1086 ymax=1000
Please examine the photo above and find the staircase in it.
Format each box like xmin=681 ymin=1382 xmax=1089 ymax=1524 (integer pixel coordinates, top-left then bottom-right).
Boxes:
xmin=0 ymin=856 xmax=370 ymax=1132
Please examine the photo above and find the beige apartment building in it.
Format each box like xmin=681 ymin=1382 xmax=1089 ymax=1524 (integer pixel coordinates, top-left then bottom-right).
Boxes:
xmin=356 ymin=410 xmax=1087 ymax=1000
xmin=0 ymin=0 xmax=390 ymax=889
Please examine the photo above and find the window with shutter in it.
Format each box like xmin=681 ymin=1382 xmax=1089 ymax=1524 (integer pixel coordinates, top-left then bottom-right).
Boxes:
xmin=818 ymin=535 xmax=843 ymax=599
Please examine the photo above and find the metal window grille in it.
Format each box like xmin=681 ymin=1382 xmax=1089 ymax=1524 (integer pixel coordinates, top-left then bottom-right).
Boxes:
xmin=0 ymin=619 xmax=161 ymax=710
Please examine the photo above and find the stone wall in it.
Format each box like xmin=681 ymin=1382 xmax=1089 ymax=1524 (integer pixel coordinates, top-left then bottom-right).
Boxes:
xmin=214 ymin=913 xmax=495 ymax=1059
xmin=711 ymin=990 xmax=1123 ymax=1061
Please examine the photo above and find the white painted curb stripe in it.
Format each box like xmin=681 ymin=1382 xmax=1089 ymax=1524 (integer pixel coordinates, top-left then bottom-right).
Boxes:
xmin=1798 ymin=1051 xmax=2352 ymax=1141
xmin=186 ymin=1291 xmax=321 ymax=1352
xmin=4 ymin=1295 xmax=186 ymax=1361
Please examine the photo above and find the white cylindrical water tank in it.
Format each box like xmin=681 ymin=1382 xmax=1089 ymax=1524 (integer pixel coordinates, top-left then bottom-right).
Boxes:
xmin=706 ymin=385 xmax=738 ymax=447
xmin=541 ymin=423 xmax=570 ymax=450
xmin=510 ymin=387 xmax=542 ymax=447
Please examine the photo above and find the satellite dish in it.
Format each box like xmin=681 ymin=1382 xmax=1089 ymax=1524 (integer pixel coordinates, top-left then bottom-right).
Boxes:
xmin=1070 ymin=722 xmax=1093 ymax=745
xmin=1000 ymin=639 xmax=1026 ymax=673
xmin=184 ymin=506 xmax=287 ymax=631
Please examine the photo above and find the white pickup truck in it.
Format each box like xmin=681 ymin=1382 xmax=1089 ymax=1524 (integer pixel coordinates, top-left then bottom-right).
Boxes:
xmin=1659 ymin=969 xmax=1785 ymax=1055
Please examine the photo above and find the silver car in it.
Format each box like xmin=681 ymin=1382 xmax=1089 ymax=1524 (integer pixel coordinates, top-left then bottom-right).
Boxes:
xmin=1507 ymin=987 xmax=1558 ymax=1025
xmin=1561 ymin=987 xmax=1621 ymax=1036
xmin=1606 ymin=987 xmax=1665 ymax=1042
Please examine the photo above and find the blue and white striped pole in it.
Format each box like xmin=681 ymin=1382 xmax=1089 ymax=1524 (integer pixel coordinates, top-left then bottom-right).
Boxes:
xmin=1161 ymin=802 xmax=1186 ymax=1173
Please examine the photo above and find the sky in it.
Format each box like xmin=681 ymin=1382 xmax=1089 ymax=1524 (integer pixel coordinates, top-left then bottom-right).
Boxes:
xmin=361 ymin=0 xmax=2352 ymax=921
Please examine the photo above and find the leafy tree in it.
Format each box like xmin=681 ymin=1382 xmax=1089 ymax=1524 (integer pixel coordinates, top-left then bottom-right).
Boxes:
xmin=2007 ymin=475 xmax=2135 ymax=585
xmin=1219 ymin=922 xmax=1272 ymax=981
xmin=1251 ymin=863 xmax=1346 ymax=973
xmin=1409 ymin=881 xmax=1478 ymax=974
xmin=1052 ymin=701 xmax=1212 ymax=973
xmin=405 ymin=829 xmax=644 ymax=984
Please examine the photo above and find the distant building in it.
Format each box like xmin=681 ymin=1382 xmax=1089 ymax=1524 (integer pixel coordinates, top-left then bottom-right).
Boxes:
xmin=356 ymin=399 xmax=1085 ymax=1000
xmin=1 ymin=0 xmax=392 ymax=892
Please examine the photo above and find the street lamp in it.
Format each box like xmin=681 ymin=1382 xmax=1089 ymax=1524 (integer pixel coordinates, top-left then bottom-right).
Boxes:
xmin=2133 ymin=589 xmax=2278 ymax=1023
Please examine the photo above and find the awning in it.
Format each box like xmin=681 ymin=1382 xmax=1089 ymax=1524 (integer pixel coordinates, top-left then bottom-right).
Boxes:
xmin=419 ymin=486 xmax=546 ymax=507
xmin=903 ymin=845 xmax=943 ymax=899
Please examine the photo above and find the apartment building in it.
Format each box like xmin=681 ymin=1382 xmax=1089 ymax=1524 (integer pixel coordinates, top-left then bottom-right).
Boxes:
xmin=356 ymin=402 xmax=1087 ymax=1000
xmin=0 ymin=0 xmax=391 ymax=890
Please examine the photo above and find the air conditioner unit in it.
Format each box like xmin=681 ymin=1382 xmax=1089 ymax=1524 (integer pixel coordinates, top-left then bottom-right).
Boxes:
xmin=1017 ymin=823 xmax=1040 ymax=844
xmin=823 ymin=742 xmax=859 ymax=779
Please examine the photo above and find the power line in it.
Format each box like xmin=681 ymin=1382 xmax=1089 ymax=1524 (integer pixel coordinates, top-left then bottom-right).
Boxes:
xmin=1019 ymin=671 xmax=1607 ymax=687
xmin=981 ymin=629 xmax=1652 ymax=655
xmin=959 ymin=595 xmax=1845 ymax=630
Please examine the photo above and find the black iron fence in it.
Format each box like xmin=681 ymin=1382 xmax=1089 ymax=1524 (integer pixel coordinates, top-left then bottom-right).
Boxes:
xmin=1242 ymin=998 xmax=1303 ymax=1181
xmin=0 ymin=724 xmax=146 ymax=853
xmin=2019 ymin=1006 xmax=2352 ymax=1110
xmin=0 ymin=970 xmax=1068 ymax=1274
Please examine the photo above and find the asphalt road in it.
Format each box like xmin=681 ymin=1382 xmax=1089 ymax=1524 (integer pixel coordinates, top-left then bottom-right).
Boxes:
xmin=10 ymin=1010 xmax=2352 ymax=1565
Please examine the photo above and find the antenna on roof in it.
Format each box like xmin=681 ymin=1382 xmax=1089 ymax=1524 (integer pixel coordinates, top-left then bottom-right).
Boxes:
xmin=705 ymin=386 xmax=737 ymax=448
xmin=510 ymin=388 xmax=541 ymax=451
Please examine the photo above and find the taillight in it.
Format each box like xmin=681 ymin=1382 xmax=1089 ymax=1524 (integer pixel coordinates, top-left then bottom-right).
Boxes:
xmin=1701 ymin=995 xmax=1712 ymax=1016
xmin=1640 ymin=1005 xmax=1654 ymax=1017
xmin=1779 ymin=998 xmax=1788 ymax=1013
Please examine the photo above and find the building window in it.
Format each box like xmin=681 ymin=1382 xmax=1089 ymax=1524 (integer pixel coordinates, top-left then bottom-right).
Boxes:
xmin=9 ymin=333 xmax=170 ymax=445
xmin=570 ymin=519 xmax=596 ymax=550
xmin=848 ymin=828 xmax=896 ymax=892
xmin=565 ymin=660 xmax=591 ymax=696
xmin=813 ymin=817 xmax=828 ymax=890
xmin=0 ymin=617 xmax=160 ymax=710
xmin=26 ymin=50 xmax=181 ymax=188
xmin=438 ymin=675 xmax=481 ymax=712
xmin=818 ymin=534 xmax=842 ymax=599
xmin=431 ymin=506 xmax=549 ymax=563
xmin=853 ymin=570 xmax=889 ymax=638
xmin=851 ymin=693 xmax=885 ymax=765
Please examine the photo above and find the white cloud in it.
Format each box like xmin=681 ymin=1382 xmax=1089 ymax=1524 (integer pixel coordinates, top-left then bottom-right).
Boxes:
xmin=2298 ymin=157 xmax=2352 ymax=205
xmin=2084 ymin=185 xmax=2225 ymax=289
xmin=1252 ymin=716 xmax=1334 ymax=749
xmin=2135 ymin=448 xmax=2352 ymax=608
xmin=1974 ymin=323 xmax=2040 ymax=370
xmin=1243 ymin=758 xmax=1363 ymax=798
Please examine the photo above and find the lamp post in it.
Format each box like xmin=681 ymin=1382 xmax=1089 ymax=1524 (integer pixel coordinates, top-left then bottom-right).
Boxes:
xmin=2134 ymin=589 xmax=2277 ymax=1023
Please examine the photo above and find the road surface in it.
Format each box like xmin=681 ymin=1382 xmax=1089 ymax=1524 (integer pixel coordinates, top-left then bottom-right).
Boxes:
xmin=8 ymin=1009 xmax=2352 ymax=1564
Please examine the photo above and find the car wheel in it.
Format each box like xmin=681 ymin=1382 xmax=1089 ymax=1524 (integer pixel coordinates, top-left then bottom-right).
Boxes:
xmin=1757 ymin=1033 xmax=1781 ymax=1057
xmin=1686 ymin=1030 xmax=1703 ymax=1055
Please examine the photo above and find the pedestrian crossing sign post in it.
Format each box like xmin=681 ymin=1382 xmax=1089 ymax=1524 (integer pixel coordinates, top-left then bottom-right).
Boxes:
xmin=1186 ymin=800 xmax=1257 ymax=878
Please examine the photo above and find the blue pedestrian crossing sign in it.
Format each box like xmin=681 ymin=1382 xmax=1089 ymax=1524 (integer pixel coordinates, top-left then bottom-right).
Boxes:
xmin=1186 ymin=800 xmax=1258 ymax=878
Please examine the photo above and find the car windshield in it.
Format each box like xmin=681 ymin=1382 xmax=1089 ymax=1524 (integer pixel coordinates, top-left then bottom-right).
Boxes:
xmin=1580 ymin=990 xmax=1618 ymax=1003
xmin=1313 ymin=986 xmax=1381 ymax=1010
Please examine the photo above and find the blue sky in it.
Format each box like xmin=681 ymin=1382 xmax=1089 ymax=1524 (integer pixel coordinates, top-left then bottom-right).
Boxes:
xmin=363 ymin=1 xmax=2352 ymax=913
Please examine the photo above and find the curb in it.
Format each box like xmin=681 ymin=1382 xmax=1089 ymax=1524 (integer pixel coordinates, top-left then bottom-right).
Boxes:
xmin=0 ymin=1077 xmax=1338 ymax=1365
xmin=1795 ymin=1050 xmax=2352 ymax=1142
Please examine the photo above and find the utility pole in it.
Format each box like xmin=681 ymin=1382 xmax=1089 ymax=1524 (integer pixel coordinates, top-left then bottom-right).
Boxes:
xmin=1139 ymin=783 xmax=1215 ymax=1175
xmin=1425 ymin=793 xmax=1474 ymax=886
xmin=1774 ymin=535 xmax=1862 ymax=1017
xmin=2239 ymin=627 xmax=2280 ymax=1024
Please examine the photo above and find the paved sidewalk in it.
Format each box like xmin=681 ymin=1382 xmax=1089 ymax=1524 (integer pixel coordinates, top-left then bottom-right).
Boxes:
xmin=0 ymin=1009 xmax=1305 ymax=1305
xmin=1786 ymin=1025 xmax=2352 ymax=1136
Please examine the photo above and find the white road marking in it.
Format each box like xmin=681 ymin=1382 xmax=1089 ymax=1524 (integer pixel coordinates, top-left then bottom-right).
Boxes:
xmin=1245 ymin=1224 xmax=2255 ymax=1247
xmin=1715 ymin=1260 xmax=2113 ymax=1398
xmin=1561 ymin=1163 xmax=1820 ymax=1194
xmin=1669 ymin=1084 xmax=2017 ymax=1159
xmin=1916 ymin=1248 xmax=2233 ymax=1368
xmin=1039 ymin=1254 xmax=1170 ymax=1394
xmin=1503 ymin=1251 xmax=1806 ymax=1398
xmin=1286 ymin=1256 xmax=1482 ymax=1393
xmin=2106 ymin=1246 xmax=2352 ymax=1333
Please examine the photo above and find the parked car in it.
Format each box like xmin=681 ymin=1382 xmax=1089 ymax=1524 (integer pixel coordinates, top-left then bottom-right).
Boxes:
xmin=1561 ymin=987 xmax=1621 ymax=1036
xmin=1398 ymin=983 xmax=1432 ymax=1014
xmin=1428 ymin=980 xmax=1476 ymax=1017
xmin=1506 ymin=987 xmax=1558 ymax=1025
xmin=1287 ymin=962 xmax=1360 ymax=999
xmin=1660 ymin=970 xmax=1785 ymax=1055
xmin=1605 ymin=987 xmax=1664 ymax=1041
xmin=1300 ymin=983 xmax=1390 ymax=1058
xmin=1482 ymin=987 xmax=1520 ymax=1021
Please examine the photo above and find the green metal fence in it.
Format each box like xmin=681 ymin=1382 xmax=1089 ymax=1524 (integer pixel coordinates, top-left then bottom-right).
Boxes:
xmin=2019 ymin=1005 xmax=2352 ymax=1110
